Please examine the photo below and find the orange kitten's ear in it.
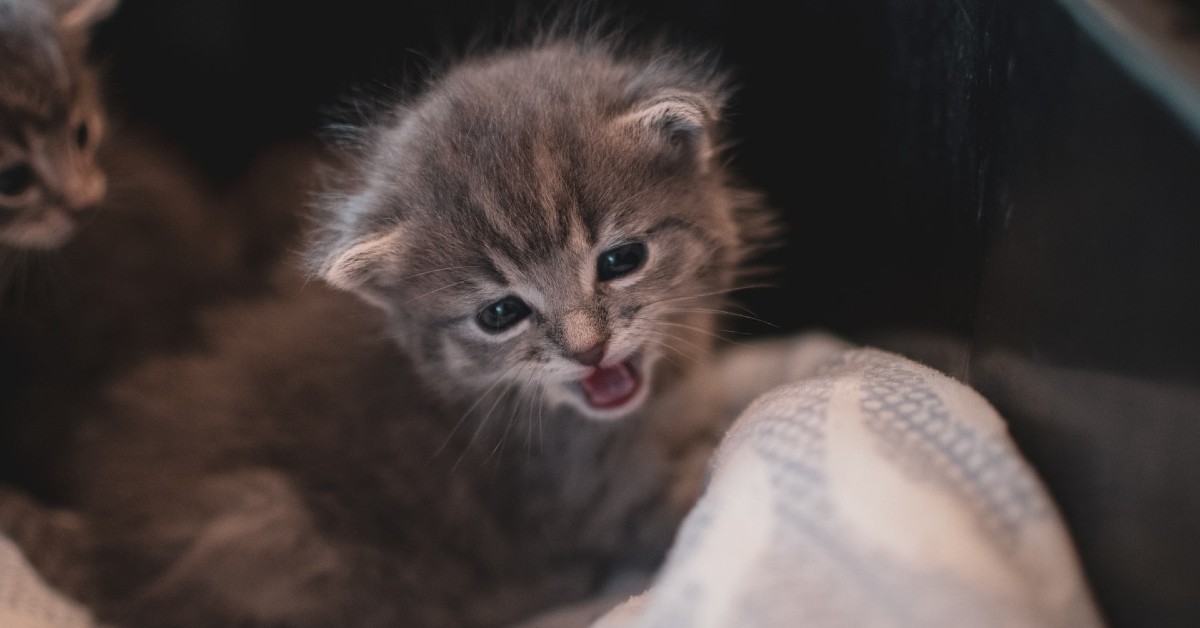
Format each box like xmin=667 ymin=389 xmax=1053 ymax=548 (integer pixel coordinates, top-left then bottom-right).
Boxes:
xmin=51 ymin=0 xmax=119 ymax=31
xmin=620 ymin=92 xmax=718 ymax=170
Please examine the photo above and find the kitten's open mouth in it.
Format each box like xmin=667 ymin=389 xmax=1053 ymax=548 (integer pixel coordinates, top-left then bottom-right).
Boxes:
xmin=577 ymin=355 xmax=643 ymax=412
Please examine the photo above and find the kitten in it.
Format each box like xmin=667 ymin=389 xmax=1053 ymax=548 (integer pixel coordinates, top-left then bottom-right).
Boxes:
xmin=0 ymin=0 xmax=116 ymax=249
xmin=0 ymin=0 xmax=116 ymax=605
xmin=0 ymin=129 xmax=324 ymax=613
xmin=64 ymin=37 xmax=783 ymax=628
xmin=310 ymin=35 xmax=776 ymax=421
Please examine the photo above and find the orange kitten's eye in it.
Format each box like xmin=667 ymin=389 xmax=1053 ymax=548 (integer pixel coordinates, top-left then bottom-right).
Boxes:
xmin=75 ymin=122 xmax=90 ymax=148
xmin=0 ymin=163 xmax=34 ymax=197
xmin=597 ymin=242 xmax=648 ymax=282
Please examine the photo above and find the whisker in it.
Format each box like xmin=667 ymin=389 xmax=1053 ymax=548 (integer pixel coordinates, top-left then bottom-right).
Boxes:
xmin=641 ymin=284 xmax=774 ymax=309
xmin=654 ymin=328 xmax=717 ymax=359
xmin=652 ymin=319 xmax=753 ymax=347
xmin=524 ymin=370 xmax=551 ymax=462
xmin=658 ymin=306 xmax=778 ymax=328
xmin=537 ymin=376 xmax=547 ymax=454
xmin=644 ymin=341 xmax=686 ymax=372
xmin=433 ymin=371 xmax=510 ymax=457
xmin=524 ymin=370 xmax=547 ymax=451
xmin=645 ymin=334 xmax=702 ymax=366
xmin=453 ymin=385 xmax=513 ymax=471
xmin=407 ymin=279 xmax=473 ymax=303
xmin=525 ymin=384 xmax=535 ymax=462
xmin=453 ymin=363 xmax=530 ymax=471
xmin=398 ymin=265 xmax=484 ymax=282
xmin=489 ymin=364 xmax=539 ymax=464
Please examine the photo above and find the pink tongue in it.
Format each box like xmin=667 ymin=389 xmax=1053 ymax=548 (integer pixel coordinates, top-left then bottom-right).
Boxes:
xmin=580 ymin=362 xmax=639 ymax=409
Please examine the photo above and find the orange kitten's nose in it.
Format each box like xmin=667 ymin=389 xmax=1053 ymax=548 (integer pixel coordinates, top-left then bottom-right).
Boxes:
xmin=572 ymin=341 xmax=608 ymax=367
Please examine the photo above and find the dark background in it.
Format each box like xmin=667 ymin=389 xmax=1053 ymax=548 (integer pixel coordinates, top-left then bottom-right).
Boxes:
xmin=81 ymin=0 xmax=1200 ymax=625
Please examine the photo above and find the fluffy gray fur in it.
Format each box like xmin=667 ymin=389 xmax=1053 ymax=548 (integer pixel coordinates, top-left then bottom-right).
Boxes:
xmin=309 ymin=38 xmax=775 ymax=416
xmin=0 ymin=0 xmax=116 ymax=249
xmin=63 ymin=38 xmax=780 ymax=628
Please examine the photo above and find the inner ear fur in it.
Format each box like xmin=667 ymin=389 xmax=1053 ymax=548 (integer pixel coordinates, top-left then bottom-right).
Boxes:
xmin=315 ymin=227 xmax=406 ymax=296
xmin=620 ymin=91 xmax=718 ymax=168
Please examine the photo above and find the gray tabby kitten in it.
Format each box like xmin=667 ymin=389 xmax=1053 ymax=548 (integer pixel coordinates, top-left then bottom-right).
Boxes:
xmin=65 ymin=38 xmax=790 ymax=628
xmin=0 ymin=0 xmax=115 ymax=249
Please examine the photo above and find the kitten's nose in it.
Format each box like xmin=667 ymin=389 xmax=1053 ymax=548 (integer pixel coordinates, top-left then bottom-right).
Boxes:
xmin=64 ymin=175 xmax=105 ymax=213
xmin=562 ymin=309 xmax=609 ymax=366
xmin=572 ymin=341 xmax=608 ymax=367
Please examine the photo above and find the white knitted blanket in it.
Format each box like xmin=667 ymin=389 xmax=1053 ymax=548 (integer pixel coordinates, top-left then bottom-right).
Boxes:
xmin=594 ymin=347 xmax=1104 ymax=628
xmin=0 ymin=344 xmax=1103 ymax=628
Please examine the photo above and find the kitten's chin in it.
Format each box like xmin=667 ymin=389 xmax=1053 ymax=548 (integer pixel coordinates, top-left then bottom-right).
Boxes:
xmin=0 ymin=212 xmax=78 ymax=250
xmin=565 ymin=352 xmax=650 ymax=421
xmin=0 ymin=220 xmax=76 ymax=250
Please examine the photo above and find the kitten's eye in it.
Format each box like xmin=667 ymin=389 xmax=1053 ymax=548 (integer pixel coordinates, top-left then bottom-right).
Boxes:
xmin=476 ymin=296 xmax=532 ymax=333
xmin=597 ymin=242 xmax=648 ymax=282
xmin=0 ymin=163 xmax=34 ymax=197
xmin=75 ymin=122 xmax=90 ymax=148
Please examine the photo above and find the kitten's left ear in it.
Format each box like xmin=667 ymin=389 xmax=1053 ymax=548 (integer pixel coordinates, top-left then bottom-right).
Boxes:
xmin=51 ymin=0 xmax=119 ymax=31
xmin=621 ymin=92 xmax=718 ymax=170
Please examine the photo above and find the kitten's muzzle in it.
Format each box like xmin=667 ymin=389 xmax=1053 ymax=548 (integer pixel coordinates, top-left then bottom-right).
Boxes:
xmin=571 ymin=341 xmax=608 ymax=367
xmin=62 ymin=174 xmax=105 ymax=214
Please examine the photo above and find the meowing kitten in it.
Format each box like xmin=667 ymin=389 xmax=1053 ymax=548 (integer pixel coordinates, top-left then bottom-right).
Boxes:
xmin=0 ymin=0 xmax=115 ymax=249
xmin=62 ymin=36 xmax=803 ymax=628
xmin=310 ymin=35 xmax=774 ymax=420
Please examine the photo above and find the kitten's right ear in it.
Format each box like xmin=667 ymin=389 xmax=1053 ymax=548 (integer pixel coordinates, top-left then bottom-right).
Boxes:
xmin=620 ymin=91 xmax=718 ymax=170
xmin=313 ymin=227 xmax=406 ymax=294
xmin=50 ymin=0 xmax=119 ymax=31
